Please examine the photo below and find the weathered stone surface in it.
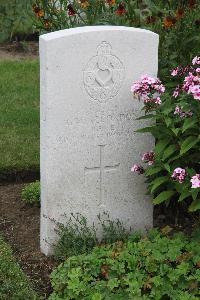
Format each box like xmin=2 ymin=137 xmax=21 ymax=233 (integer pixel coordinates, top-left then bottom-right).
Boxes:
xmin=40 ymin=26 xmax=158 ymax=255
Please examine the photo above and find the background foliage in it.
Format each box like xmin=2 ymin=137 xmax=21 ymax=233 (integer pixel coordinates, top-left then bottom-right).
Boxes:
xmin=0 ymin=0 xmax=34 ymax=43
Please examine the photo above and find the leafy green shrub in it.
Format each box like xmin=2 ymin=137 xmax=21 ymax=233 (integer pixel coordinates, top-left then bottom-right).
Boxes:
xmin=49 ymin=228 xmax=200 ymax=300
xmin=54 ymin=213 xmax=129 ymax=260
xmin=0 ymin=235 xmax=38 ymax=300
xmin=21 ymin=180 xmax=40 ymax=205
xmin=0 ymin=0 xmax=34 ymax=42
xmin=131 ymin=57 xmax=200 ymax=211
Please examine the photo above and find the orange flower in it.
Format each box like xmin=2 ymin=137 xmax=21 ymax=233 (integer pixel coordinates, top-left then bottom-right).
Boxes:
xmin=106 ymin=0 xmax=116 ymax=6
xmin=32 ymin=4 xmax=44 ymax=18
xmin=163 ymin=16 xmax=176 ymax=29
xmin=78 ymin=0 xmax=89 ymax=9
xmin=176 ymin=8 xmax=184 ymax=20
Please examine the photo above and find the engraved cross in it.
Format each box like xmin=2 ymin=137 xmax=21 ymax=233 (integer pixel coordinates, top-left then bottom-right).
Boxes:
xmin=85 ymin=145 xmax=120 ymax=206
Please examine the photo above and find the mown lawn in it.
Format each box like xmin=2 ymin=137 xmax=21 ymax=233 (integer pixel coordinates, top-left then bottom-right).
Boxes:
xmin=0 ymin=59 xmax=39 ymax=173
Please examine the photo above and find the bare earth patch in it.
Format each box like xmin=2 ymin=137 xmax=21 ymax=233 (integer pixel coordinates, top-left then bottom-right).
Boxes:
xmin=0 ymin=42 xmax=39 ymax=60
xmin=0 ymin=183 xmax=57 ymax=299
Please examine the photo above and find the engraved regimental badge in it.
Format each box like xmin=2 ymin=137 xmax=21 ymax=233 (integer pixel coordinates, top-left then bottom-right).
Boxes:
xmin=83 ymin=41 xmax=125 ymax=103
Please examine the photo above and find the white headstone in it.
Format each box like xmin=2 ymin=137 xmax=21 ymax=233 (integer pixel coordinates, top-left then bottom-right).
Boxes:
xmin=40 ymin=26 xmax=158 ymax=255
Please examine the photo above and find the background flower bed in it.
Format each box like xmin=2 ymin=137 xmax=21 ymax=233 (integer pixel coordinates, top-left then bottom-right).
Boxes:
xmin=33 ymin=0 xmax=200 ymax=81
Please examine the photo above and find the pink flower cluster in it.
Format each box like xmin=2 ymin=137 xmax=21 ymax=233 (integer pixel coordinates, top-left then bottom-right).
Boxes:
xmin=131 ymin=75 xmax=165 ymax=106
xmin=172 ymin=168 xmax=187 ymax=183
xmin=192 ymin=56 xmax=200 ymax=65
xmin=131 ymin=164 xmax=144 ymax=175
xmin=171 ymin=65 xmax=194 ymax=77
xmin=174 ymin=105 xmax=193 ymax=118
xmin=183 ymin=72 xmax=200 ymax=101
xmin=172 ymin=168 xmax=200 ymax=189
xmin=131 ymin=151 xmax=155 ymax=174
xmin=172 ymin=56 xmax=200 ymax=101
xmin=142 ymin=151 xmax=155 ymax=165
xmin=191 ymin=174 xmax=200 ymax=188
xmin=172 ymin=85 xmax=181 ymax=98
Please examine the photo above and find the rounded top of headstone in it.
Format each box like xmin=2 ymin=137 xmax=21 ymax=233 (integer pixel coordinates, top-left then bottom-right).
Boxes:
xmin=40 ymin=26 xmax=158 ymax=42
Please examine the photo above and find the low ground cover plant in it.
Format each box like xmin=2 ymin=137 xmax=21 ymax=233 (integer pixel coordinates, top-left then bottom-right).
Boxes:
xmin=0 ymin=235 xmax=38 ymax=300
xmin=54 ymin=213 xmax=129 ymax=260
xmin=49 ymin=228 xmax=200 ymax=299
xmin=131 ymin=56 xmax=200 ymax=211
xmin=21 ymin=180 xmax=40 ymax=205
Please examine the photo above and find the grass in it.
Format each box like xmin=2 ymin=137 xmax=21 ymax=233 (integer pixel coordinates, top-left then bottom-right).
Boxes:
xmin=0 ymin=59 xmax=39 ymax=173
xmin=0 ymin=235 xmax=38 ymax=300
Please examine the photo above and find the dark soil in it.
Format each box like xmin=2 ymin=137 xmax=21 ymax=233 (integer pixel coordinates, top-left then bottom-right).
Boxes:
xmin=153 ymin=199 xmax=199 ymax=235
xmin=0 ymin=41 xmax=39 ymax=60
xmin=0 ymin=183 xmax=57 ymax=299
xmin=0 ymin=169 xmax=40 ymax=184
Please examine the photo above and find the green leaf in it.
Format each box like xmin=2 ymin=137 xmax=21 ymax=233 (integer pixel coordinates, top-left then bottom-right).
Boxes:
xmin=164 ymin=117 xmax=172 ymax=127
xmin=191 ymin=189 xmax=199 ymax=201
xmin=182 ymin=118 xmax=198 ymax=133
xmin=145 ymin=166 xmax=163 ymax=176
xmin=151 ymin=176 xmax=169 ymax=193
xmin=135 ymin=126 xmax=156 ymax=133
xmin=155 ymin=139 xmax=170 ymax=156
xmin=189 ymin=196 xmax=200 ymax=212
xmin=162 ymin=145 xmax=177 ymax=161
xmin=163 ymin=163 xmax=170 ymax=173
xmin=178 ymin=191 xmax=191 ymax=202
xmin=161 ymin=105 xmax=173 ymax=115
xmin=107 ymin=278 xmax=119 ymax=290
xmin=153 ymin=191 xmax=176 ymax=205
xmin=171 ymin=128 xmax=180 ymax=136
xmin=167 ymin=154 xmax=181 ymax=163
xmin=187 ymin=168 xmax=196 ymax=177
xmin=92 ymin=293 xmax=102 ymax=300
xmin=180 ymin=136 xmax=199 ymax=155
xmin=136 ymin=114 xmax=155 ymax=120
